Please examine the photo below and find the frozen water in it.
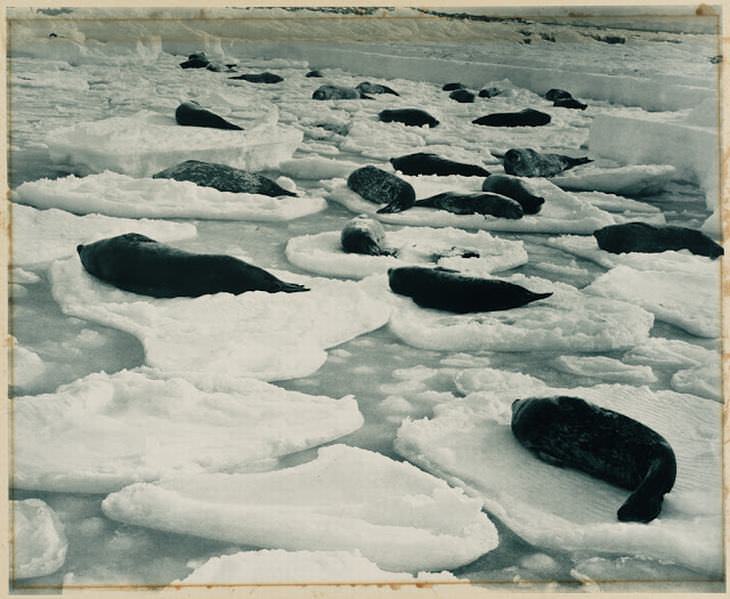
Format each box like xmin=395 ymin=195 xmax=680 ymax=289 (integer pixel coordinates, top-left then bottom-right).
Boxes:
xmin=286 ymin=226 xmax=527 ymax=279
xmin=13 ymin=172 xmax=326 ymax=222
xmin=13 ymin=368 xmax=363 ymax=493
xmin=102 ymin=445 xmax=499 ymax=572
xmin=551 ymin=164 xmax=676 ymax=196
xmin=12 ymin=499 xmax=68 ymax=579
xmin=552 ymin=356 xmax=657 ymax=385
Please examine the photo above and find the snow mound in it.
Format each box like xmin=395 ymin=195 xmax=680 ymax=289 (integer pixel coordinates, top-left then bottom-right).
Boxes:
xmin=286 ymin=227 xmax=526 ymax=279
xmin=552 ymin=356 xmax=657 ymax=385
xmin=11 ymin=204 xmax=196 ymax=267
xmin=46 ymin=110 xmax=302 ymax=177
xmin=278 ymin=157 xmax=361 ymax=180
xmin=49 ymin=258 xmax=389 ymax=382
xmin=175 ymin=550 xmax=456 ymax=584
xmin=13 ymin=369 xmax=363 ymax=493
xmin=13 ymin=172 xmax=326 ymax=222
xmin=395 ymin=377 xmax=722 ymax=574
xmin=551 ymin=164 xmax=676 ymax=196
xmin=12 ymin=499 xmax=68 ymax=580
xmin=102 ymin=445 xmax=499 ymax=572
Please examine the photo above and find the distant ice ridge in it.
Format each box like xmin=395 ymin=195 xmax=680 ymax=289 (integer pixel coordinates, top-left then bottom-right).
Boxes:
xmin=175 ymin=550 xmax=456 ymax=584
xmin=12 ymin=499 xmax=68 ymax=579
xmin=46 ymin=111 xmax=302 ymax=178
xmin=102 ymin=445 xmax=499 ymax=572
xmin=13 ymin=369 xmax=363 ymax=493
xmin=394 ymin=370 xmax=722 ymax=575
xmin=13 ymin=172 xmax=326 ymax=222
xmin=50 ymin=258 xmax=390 ymax=382
xmin=12 ymin=204 xmax=197 ymax=267
xmin=286 ymin=227 xmax=527 ymax=279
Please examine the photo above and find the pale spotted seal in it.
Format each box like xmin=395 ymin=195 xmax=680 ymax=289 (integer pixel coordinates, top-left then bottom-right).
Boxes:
xmin=347 ymin=166 xmax=416 ymax=214
xmin=503 ymin=148 xmax=591 ymax=177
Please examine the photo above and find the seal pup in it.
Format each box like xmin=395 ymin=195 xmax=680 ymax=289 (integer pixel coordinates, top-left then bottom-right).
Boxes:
xmin=414 ymin=192 xmax=523 ymax=219
xmin=312 ymin=85 xmax=373 ymax=100
xmin=482 ymin=174 xmax=545 ymax=214
xmin=449 ymin=89 xmax=475 ymax=103
xmin=347 ymin=166 xmax=416 ymax=214
xmin=76 ymin=233 xmax=308 ymax=298
xmin=388 ymin=266 xmax=552 ymax=313
xmin=478 ymin=87 xmax=502 ymax=98
xmin=442 ymin=82 xmax=465 ymax=91
xmin=152 ymin=160 xmax=297 ymax=197
xmin=511 ymin=396 xmax=677 ymax=523
xmin=390 ymin=152 xmax=490 ymax=177
xmin=175 ymin=101 xmax=243 ymax=131
xmin=356 ymin=81 xmax=400 ymax=96
xmin=473 ymin=109 xmax=551 ymax=127
xmin=180 ymin=52 xmax=209 ymax=69
xmin=503 ymin=148 xmax=591 ymax=177
xmin=228 ymin=72 xmax=283 ymax=84
xmin=378 ymin=109 xmax=439 ymax=128
xmin=340 ymin=215 xmax=396 ymax=256
xmin=594 ymin=222 xmax=724 ymax=259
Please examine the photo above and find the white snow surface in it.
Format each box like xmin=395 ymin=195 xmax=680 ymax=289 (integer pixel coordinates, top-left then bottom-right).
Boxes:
xmin=278 ymin=157 xmax=361 ymax=180
xmin=11 ymin=337 xmax=46 ymax=389
xmin=552 ymin=356 xmax=657 ymax=385
xmin=13 ymin=172 xmax=326 ymax=222
xmin=102 ymin=445 xmax=499 ymax=572
xmin=12 ymin=499 xmax=68 ymax=580
xmin=49 ymin=257 xmax=390 ymax=382
xmin=551 ymin=164 xmax=676 ymax=196
xmin=286 ymin=226 xmax=527 ymax=279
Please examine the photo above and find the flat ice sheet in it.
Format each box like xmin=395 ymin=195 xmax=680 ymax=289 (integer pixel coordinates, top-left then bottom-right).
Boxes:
xmin=13 ymin=172 xmax=326 ymax=222
xmin=50 ymin=258 xmax=390 ymax=382
xmin=551 ymin=164 xmax=676 ymax=196
xmin=552 ymin=356 xmax=657 ymax=385
xmin=286 ymin=227 xmax=527 ymax=279
xmin=102 ymin=445 xmax=499 ymax=572
xmin=12 ymin=499 xmax=68 ymax=580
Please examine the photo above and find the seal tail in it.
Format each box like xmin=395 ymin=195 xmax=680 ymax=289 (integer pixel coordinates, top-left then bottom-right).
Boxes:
xmin=526 ymin=291 xmax=553 ymax=304
xmin=565 ymin=156 xmax=592 ymax=170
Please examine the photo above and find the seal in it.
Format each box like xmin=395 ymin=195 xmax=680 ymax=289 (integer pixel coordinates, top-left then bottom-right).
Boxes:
xmin=390 ymin=152 xmax=490 ymax=177
xmin=472 ymin=109 xmax=551 ymax=127
xmin=228 ymin=72 xmax=283 ymax=84
xmin=76 ymin=233 xmax=309 ymax=299
xmin=152 ymin=160 xmax=297 ymax=197
xmin=449 ymin=89 xmax=475 ymax=103
xmin=481 ymin=174 xmax=545 ymax=215
xmin=503 ymin=148 xmax=591 ymax=177
xmin=478 ymin=87 xmax=502 ymax=98
xmin=312 ymin=85 xmax=372 ymax=100
xmin=511 ymin=396 xmax=677 ymax=523
xmin=347 ymin=166 xmax=416 ymax=214
xmin=442 ymin=82 xmax=465 ymax=91
xmin=544 ymin=88 xmax=573 ymax=101
xmin=378 ymin=109 xmax=439 ymax=128
xmin=356 ymin=81 xmax=400 ymax=96
xmin=593 ymin=222 xmax=724 ymax=259
xmin=553 ymin=97 xmax=587 ymax=110
xmin=175 ymin=101 xmax=243 ymax=131
xmin=180 ymin=51 xmax=209 ymax=69
xmin=414 ymin=192 xmax=523 ymax=219
xmin=340 ymin=214 xmax=396 ymax=256
xmin=306 ymin=70 xmax=324 ymax=77
xmin=388 ymin=266 xmax=552 ymax=313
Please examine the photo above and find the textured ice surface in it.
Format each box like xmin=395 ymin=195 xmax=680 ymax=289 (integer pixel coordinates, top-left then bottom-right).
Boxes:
xmin=175 ymin=550 xmax=456 ymax=584
xmin=13 ymin=369 xmax=363 ymax=493
xmin=11 ymin=204 xmax=196 ymax=267
xmin=286 ymin=227 xmax=527 ymax=279
xmin=46 ymin=111 xmax=302 ymax=177
xmin=670 ymin=364 xmax=722 ymax=402
xmin=12 ymin=499 xmax=68 ymax=580
xmin=13 ymin=172 xmax=326 ymax=222
xmin=572 ymin=190 xmax=664 ymax=223
xmin=552 ymin=356 xmax=657 ymax=385
xmin=11 ymin=69 xmax=89 ymax=91
xmin=50 ymin=258 xmax=389 ymax=381
xmin=102 ymin=445 xmax=499 ymax=572
xmin=11 ymin=337 xmax=46 ymax=389
xmin=278 ymin=157 xmax=360 ymax=180
xmin=395 ymin=375 xmax=722 ymax=574
xmin=551 ymin=164 xmax=676 ymax=196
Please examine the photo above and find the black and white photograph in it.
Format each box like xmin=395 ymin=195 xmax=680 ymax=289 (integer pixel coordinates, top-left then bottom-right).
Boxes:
xmin=5 ymin=3 xmax=726 ymax=594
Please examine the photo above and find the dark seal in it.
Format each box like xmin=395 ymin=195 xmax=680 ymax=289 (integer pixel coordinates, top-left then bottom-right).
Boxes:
xmin=511 ymin=396 xmax=677 ymax=523
xmin=478 ymin=87 xmax=502 ymax=98
xmin=390 ymin=152 xmax=490 ymax=177
xmin=180 ymin=51 xmax=209 ymax=69
xmin=442 ymin=82 xmax=465 ymax=91
xmin=312 ymin=85 xmax=372 ymax=100
xmin=228 ymin=72 xmax=283 ymax=84
xmin=482 ymin=174 xmax=545 ymax=215
xmin=152 ymin=160 xmax=297 ymax=197
xmin=503 ymin=148 xmax=591 ymax=177
xmin=378 ymin=109 xmax=439 ymax=128
xmin=76 ymin=233 xmax=308 ymax=298
xmin=356 ymin=81 xmax=400 ymax=96
xmin=593 ymin=222 xmax=724 ymax=259
xmin=340 ymin=214 xmax=395 ymax=256
xmin=472 ymin=108 xmax=551 ymax=127
xmin=306 ymin=70 xmax=324 ymax=78
xmin=388 ymin=266 xmax=552 ymax=313
xmin=347 ymin=166 xmax=416 ymax=214
xmin=544 ymin=88 xmax=573 ymax=102
xmin=414 ymin=192 xmax=523 ymax=219
xmin=175 ymin=101 xmax=242 ymax=131
xmin=554 ymin=97 xmax=587 ymax=110
xmin=449 ymin=89 xmax=475 ymax=103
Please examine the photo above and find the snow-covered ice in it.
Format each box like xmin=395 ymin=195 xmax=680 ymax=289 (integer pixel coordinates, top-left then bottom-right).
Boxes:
xmin=278 ymin=157 xmax=361 ymax=180
xmin=11 ymin=337 xmax=46 ymax=389
xmin=12 ymin=499 xmax=68 ymax=580
xmin=552 ymin=356 xmax=657 ymax=385
xmin=551 ymin=164 xmax=676 ymax=196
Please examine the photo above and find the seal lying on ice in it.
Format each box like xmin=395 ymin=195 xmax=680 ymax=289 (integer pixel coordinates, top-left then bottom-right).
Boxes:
xmin=390 ymin=152 xmax=490 ymax=177
xmin=378 ymin=109 xmax=439 ymax=128
xmin=481 ymin=174 xmax=545 ymax=215
xmin=449 ymin=89 xmax=475 ymax=103
xmin=472 ymin=108 xmax=551 ymax=127
xmin=347 ymin=166 xmax=416 ymax=214
xmin=175 ymin=101 xmax=243 ymax=130
xmin=229 ymin=72 xmax=283 ymax=83
xmin=593 ymin=222 xmax=724 ymax=259
xmin=340 ymin=215 xmax=395 ymax=256
xmin=76 ymin=233 xmax=308 ymax=298
xmin=511 ymin=396 xmax=677 ymax=523
xmin=414 ymin=192 xmax=523 ymax=219
xmin=503 ymin=148 xmax=591 ymax=177
xmin=312 ymin=85 xmax=372 ymax=100
xmin=356 ymin=81 xmax=400 ymax=96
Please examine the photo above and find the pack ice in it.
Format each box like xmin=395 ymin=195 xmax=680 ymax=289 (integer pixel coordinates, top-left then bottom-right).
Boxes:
xmin=13 ymin=172 xmax=326 ymax=222
xmin=45 ymin=111 xmax=302 ymax=177
xmin=12 ymin=499 xmax=68 ymax=579
xmin=13 ymin=369 xmax=363 ymax=493
xmin=102 ymin=445 xmax=498 ymax=572
xmin=286 ymin=226 xmax=527 ymax=279
xmin=49 ymin=258 xmax=389 ymax=382
xmin=12 ymin=204 xmax=196 ymax=267
xmin=395 ymin=372 xmax=722 ymax=574
xmin=550 ymin=164 xmax=676 ymax=196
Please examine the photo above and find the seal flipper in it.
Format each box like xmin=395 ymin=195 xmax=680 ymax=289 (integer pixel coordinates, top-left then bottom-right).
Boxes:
xmin=564 ymin=156 xmax=592 ymax=171
xmin=276 ymin=281 xmax=310 ymax=293
xmin=617 ymin=455 xmax=675 ymax=523
xmin=526 ymin=291 xmax=553 ymax=304
xmin=360 ymin=93 xmax=376 ymax=100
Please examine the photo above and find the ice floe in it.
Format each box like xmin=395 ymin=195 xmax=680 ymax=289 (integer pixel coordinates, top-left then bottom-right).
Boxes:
xmin=552 ymin=356 xmax=657 ymax=385
xmin=670 ymin=364 xmax=722 ymax=402
xmin=102 ymin=445 xmax=499 ymax=572
xmin=11 ymin=337 xmax=46 ymax=390
xmin=551 ymin=164 xmax=676 ymax=196
xmin=13 ymin=369 xmax=363 ymax=493
xmin=12 ymin=499 xmax=68 ymax=580
xmin=49 ymin=258 xmax=389 ymax=381
xmin=277 ymin=157 xmax=361 ymax=180
xmin=13 ymin=172 xmax=326 ymax=221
